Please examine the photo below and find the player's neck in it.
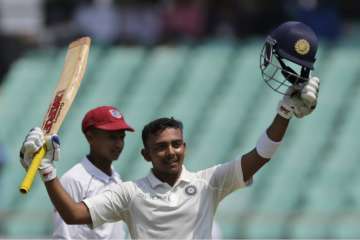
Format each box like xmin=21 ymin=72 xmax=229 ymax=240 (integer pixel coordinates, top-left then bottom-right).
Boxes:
xmin=152 ymin=168 xmax=182 ymax=187
xmin=87 ymin=154 xmax=113 ymax=176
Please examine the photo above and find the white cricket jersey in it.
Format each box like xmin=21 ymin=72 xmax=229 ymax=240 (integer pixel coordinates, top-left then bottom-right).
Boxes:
xmin=83 ymin=158 xmax=251 ymax=239
xmin=53 ymin=157 xmax=127 ymax=239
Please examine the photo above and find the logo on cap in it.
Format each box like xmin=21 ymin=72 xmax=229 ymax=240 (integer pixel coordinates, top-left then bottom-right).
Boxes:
xmin=109 ymin=109 xmax=122 ymax=119
xmin=294 ymin=39 xmax=310 ymax=55
xmin=185 ymin=185 xmax=197 ymax=196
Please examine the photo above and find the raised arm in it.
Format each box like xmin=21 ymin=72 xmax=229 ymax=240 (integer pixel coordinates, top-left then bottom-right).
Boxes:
xmin=241 ymin=77 xmax=320 ymax=181
xmin=241 ymin=115 xmax=289 ymax=182
xmin=20 ymin=128 xmax=91 ymax=224
xmin=45 ymin=178 xmax=91 ymax=224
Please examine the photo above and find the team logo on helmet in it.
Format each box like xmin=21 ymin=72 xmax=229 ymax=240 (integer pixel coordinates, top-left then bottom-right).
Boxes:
xmin=109 ymin=109 xmax=122 ymax=119
xmin=294 ymin=39 xmax=310 ymax=55
xmin=185 ymin=185 xmax=197 ymax=196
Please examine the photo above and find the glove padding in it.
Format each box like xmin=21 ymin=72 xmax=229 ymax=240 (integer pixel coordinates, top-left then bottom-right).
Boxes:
xmin=20 ymin=127 xmax=60 ymax=182
xmin=278 ymin=76 xmax=320 ymax=119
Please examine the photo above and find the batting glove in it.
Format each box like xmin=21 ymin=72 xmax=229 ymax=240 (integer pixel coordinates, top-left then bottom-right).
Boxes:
xmin=278 ymin=76 xmax=320 ymax=119
xmin=20 ymin=127 xmax=60 ymax=182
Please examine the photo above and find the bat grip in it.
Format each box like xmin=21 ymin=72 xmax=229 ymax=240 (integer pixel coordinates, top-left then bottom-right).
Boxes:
xmin=19 ymin=146 xmax=47 ymax=194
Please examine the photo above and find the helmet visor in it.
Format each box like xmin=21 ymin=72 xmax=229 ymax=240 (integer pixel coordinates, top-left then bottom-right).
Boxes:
xmin=260 ymin=43 xmax=309 ymax=95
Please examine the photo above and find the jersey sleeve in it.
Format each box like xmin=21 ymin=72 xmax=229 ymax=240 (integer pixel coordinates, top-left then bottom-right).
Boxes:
xmin=82 ymin=182 xmax=134 ymax=228
xmin=202 ymin=157 xmax=252 ymax=202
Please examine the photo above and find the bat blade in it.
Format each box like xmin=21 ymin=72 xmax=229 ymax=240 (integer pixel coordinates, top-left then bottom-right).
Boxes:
xmin=19 ymin=37 xmax=91 ymax=194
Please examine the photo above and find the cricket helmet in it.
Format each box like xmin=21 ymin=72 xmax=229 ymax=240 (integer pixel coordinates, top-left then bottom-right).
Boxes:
xmin=260 ymin=21 xmax=318 ymax=94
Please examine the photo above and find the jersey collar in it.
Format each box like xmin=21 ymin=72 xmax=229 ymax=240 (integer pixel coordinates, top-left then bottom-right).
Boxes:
xmin=147 ymin=165 xmax=193 ymax=189
xmin=81 ymin=157 xmax=121 ymax=184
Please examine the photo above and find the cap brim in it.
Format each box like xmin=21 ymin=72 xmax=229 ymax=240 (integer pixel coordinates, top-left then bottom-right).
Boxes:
xmin=95 ymin=122 xmax=135 ymax=132
xmin=278 ymin=49 xmax=314 ymax=69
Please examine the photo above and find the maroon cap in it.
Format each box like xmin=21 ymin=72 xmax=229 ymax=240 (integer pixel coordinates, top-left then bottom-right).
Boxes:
xmin=82 ymin=106 xmax=134 ymax=133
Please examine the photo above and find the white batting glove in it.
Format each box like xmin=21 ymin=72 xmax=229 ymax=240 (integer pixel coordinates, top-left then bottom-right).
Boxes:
xmin=20 ymin=127 xmax=60 ymax=182
xmin=278 ymin=76 xmax=320 ymax=119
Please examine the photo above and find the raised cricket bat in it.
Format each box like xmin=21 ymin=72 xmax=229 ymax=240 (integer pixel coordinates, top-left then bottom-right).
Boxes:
xmin=19 ymin=37 xmax=91 ymax=194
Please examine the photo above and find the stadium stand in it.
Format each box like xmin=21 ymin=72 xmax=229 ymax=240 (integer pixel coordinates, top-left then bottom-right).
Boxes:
xmin=0 ymin=38 xmax=359 ymax=238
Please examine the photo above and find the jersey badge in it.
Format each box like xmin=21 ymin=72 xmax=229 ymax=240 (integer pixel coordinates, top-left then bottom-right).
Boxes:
xmin=185 ymin=185 xmax=197 ymax=196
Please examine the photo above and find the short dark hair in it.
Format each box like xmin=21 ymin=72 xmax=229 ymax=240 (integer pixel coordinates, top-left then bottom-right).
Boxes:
xmin=142 ymin=117 xmax=183 ymax=147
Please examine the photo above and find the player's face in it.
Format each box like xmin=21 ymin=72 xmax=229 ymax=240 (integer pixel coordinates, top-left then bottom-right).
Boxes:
xmin=143 ymin=128 xmax=186 ymax=179
xmin=88 ymin=129 xmax=126 ymax=161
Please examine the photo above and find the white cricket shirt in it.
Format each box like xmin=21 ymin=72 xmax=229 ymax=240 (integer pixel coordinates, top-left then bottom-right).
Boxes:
xmin=53 ymin=157 xmax=127 ymax=239
xmin=83 ymin=158 xmax=251 ymax=239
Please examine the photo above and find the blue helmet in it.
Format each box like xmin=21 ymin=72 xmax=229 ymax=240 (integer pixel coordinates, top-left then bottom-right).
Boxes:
xmin=260 ymin=21 xmax=319 ymax=94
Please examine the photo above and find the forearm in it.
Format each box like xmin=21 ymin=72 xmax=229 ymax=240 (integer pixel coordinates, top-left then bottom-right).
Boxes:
xmin=241 ymin=114 xmax=290 ymax=181
xmin=44 ymin=178 xmax=91 ymax=224
xmin=241 ymin=75 xmax=319 ymax=182
xmin=266 ymin=114 xmax=290 ymax=142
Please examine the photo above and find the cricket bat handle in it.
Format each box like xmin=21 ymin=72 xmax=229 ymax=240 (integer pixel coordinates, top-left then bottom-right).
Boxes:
xmin=19 ymin=146 xmax=47 ymax=194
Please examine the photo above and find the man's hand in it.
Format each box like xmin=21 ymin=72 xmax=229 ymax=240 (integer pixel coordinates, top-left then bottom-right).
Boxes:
xmin=278 ymin=76 xmax=320 ymax=119
xmin=20 ymin=127 xmax=60 ymax=182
